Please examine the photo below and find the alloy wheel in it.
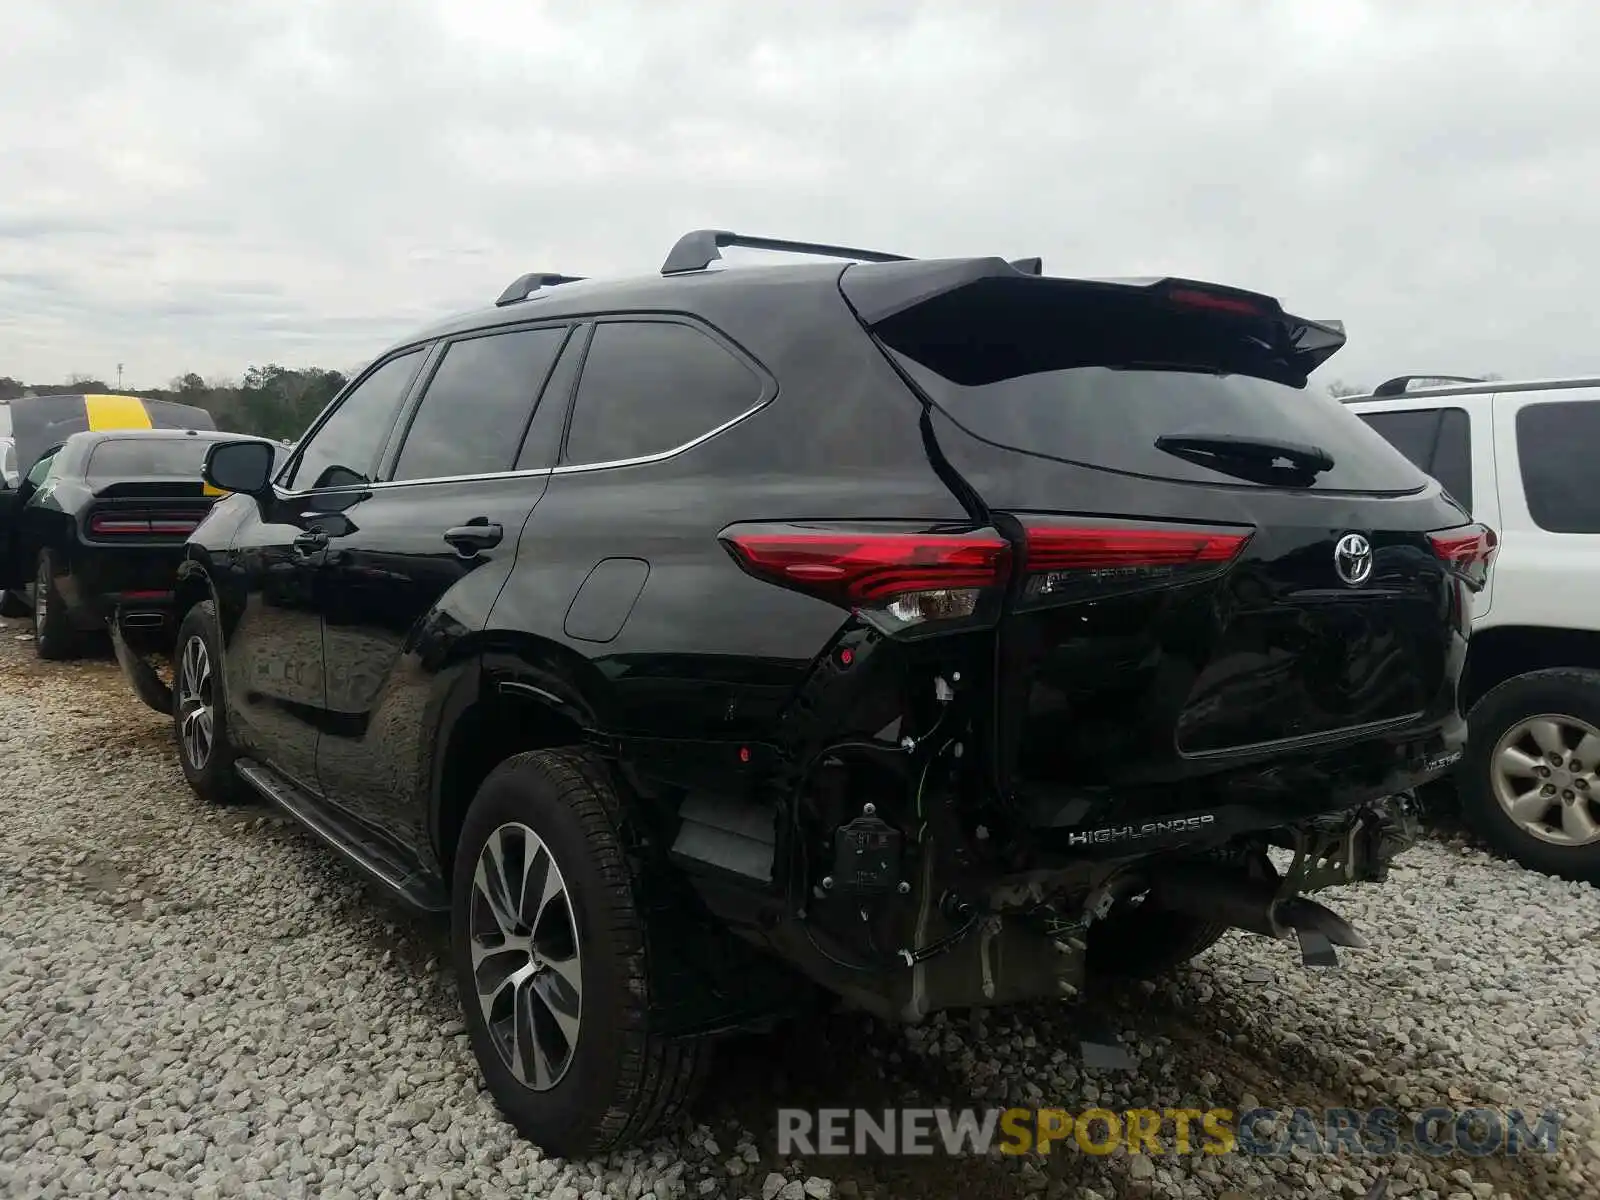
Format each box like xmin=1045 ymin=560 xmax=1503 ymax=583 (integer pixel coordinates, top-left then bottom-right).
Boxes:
xmin=1491 ymin=713 xmax=1600 ymax=847
xmin=469 ymin=822 xmax=583 ymax=1091
xmin=177 ymin=634 xmax=215 ymax=770
xmin=33 ymin=565 xmax=47 ymax=630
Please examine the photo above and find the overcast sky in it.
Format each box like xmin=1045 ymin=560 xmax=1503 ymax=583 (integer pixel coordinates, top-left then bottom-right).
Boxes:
xmin=1 ymin=0 xmax=1595 ymax=392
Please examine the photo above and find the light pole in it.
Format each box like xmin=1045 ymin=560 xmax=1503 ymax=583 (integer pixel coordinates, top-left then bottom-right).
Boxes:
xmin=116 ymin=363 xmax=124 ymax=390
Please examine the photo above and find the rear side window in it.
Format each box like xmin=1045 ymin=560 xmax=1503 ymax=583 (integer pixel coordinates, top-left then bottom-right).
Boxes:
xmin=562 ymin=321 xmax=763 ymax=466
xmin=86 ymin=437 xmax=217 ymax=480
xmin=1516 ymin=399 xmax=1600 ymax=533
xmin=1357 ymin=407 xmax=1473 ymax=511
xmin=391 ymin=327 xmax=567 ymax=482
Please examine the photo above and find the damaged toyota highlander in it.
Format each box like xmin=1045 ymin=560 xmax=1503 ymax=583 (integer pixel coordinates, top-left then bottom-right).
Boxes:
xmin=117 ymin=230 xmax=1494 ymax=1156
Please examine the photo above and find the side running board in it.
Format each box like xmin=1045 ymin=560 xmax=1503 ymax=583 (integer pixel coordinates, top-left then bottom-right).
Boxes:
xmin=234 ymin=759 xmax=450 ymax=914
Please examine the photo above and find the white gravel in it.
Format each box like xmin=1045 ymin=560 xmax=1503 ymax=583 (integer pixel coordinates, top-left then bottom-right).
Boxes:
xmin=2 ymin=623 xmax=1599 ymax=1199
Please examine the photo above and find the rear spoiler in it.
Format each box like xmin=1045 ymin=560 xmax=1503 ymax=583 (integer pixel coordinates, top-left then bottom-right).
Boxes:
xmin=91 ymin=479 xmax=216 ymax=501
xmin=839 ymin=258 xmax=1346 ymax=388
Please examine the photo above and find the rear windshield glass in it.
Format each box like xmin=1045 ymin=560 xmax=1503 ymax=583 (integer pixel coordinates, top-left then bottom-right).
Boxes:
xmin=85 ymin=437 xmax=218 ymax=479
xmin=867 ymin=277 xmax=1428 ymax=493
xmin=888 ymin=354 xmax=1429 ymax=493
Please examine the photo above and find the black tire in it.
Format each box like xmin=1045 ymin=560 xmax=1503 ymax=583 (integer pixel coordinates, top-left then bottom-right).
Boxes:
xmin=0 ymin=589 xmax=27 ymax=618
xmin=173 ymin=601 xmax=245 ymax=804
xmin=451 ymin=748 xmax=710 ymax=1155
xmin=1460 ymin=668 xmax=1600 ymax=882
xmin=1087 ymin=903 xmax=1227 ymax=980
xmin=33 ymin=552 xmax=78 ymax=661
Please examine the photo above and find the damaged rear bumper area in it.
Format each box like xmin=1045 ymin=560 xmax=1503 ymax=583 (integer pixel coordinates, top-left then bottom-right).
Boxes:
xmin=708 ymin=791 xmax=1419 ymax=1032
xmin=109 ymin=604 xmax=176 ymax=715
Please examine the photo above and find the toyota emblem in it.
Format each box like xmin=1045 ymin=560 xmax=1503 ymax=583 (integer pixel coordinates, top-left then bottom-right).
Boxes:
xmin=1334 ymin=532 xmax=1373 ymax=586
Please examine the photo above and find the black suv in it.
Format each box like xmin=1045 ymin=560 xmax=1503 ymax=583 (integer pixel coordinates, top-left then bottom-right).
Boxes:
xmin=119 ymin=230 xmax=1494 ymax=1155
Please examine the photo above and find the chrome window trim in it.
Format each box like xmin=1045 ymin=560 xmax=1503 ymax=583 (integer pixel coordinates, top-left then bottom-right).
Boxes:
xmin=268 ymin=391 xmax=770 ymax=500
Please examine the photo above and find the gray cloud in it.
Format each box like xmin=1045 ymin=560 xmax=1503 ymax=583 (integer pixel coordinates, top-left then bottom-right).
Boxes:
xmin=1 ymin=0 xmax=1596 ymax=389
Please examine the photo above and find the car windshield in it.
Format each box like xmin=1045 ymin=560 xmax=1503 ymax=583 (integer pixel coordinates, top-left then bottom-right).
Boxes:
xmin=85 ymin=437 xmax=218 ymax=480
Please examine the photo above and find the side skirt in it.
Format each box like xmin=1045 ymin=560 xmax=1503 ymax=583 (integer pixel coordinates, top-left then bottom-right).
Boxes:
xmin=234 ymin=758 xmax=450 ymax=915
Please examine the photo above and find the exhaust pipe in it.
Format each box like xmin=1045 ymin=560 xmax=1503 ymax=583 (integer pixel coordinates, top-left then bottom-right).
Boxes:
xmin=1146 ymin=862 xmax=1367 ymax=949
xmin=121 ymin=611 xmax=165 ymax=628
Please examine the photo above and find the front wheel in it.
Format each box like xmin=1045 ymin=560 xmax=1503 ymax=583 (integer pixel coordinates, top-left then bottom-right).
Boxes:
xmin=1460 ymin=668 xmax=1600 ymax=882
xmin=451 ymin=749 xmax=710 ymax=1155
xmin=173 ymin=601 xmax=245 ymax=804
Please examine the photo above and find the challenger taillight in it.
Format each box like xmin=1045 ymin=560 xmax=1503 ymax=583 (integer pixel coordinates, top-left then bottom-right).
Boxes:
xmin=1427 ymin=523 xmax=1498 ymax=592
xmin=719 ymin=523 xmax=1012 ymax=634
xmin=1020 ymin=521 xmax=1253 ymax=605
xmin=88 ymin=514 xmax=202 ymax=538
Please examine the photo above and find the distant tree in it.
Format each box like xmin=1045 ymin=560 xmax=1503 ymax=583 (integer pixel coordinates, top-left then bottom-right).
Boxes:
xmin=11 ymin=363 xmax=346 ymax=441
xmin=1325 ymin=379 xmax=1368 ymax=398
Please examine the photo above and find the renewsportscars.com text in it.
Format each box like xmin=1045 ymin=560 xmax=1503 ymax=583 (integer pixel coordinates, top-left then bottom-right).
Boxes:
xmin=777 ymin=1106 xmax=1562 ymax=1158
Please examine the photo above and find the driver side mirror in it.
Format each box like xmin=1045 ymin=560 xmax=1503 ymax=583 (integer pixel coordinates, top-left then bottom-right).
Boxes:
xmin=204 ymin=439 xmax=276 ymax=498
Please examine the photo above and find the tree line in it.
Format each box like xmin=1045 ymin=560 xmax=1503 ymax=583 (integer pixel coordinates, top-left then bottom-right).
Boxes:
xmin=0 ymin=366 xmax=348 ymax=443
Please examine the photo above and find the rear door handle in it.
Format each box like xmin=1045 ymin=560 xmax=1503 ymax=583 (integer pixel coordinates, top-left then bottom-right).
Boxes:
xmin=293 ymin=530 xmax=328 ymax=553
xmin=444 ymin=522 xmax=503 ymax=554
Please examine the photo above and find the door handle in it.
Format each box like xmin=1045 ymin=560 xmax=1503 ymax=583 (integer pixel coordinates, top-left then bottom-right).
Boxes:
xmin=443 ymin=522 xmax=503 ymax=554
xmin=293 ymin=529 xmax=329 ymax=553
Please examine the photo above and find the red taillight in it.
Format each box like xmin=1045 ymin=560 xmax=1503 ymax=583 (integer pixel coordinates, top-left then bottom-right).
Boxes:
xmin=720 ymin=523 xmax=1011 ymax=633
xmin=1428 ymin=523 xmax=1497 ymax=592
xmin=89 ymin=514 xmax=201 ymax=537
xmin=1165 ymin=287 xmax=1272 ymax=317
xmin=1021 ymin=522 xmax=1252 ymax=604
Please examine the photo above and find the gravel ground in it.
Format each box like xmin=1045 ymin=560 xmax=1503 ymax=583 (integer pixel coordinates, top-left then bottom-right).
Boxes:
xmin=2 ymin=623 xmax=1600 ymax=1200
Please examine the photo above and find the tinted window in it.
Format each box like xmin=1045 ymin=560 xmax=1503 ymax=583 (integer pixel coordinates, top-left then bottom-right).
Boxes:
xmin=27 ymin=450 xmax=57 ymax=487
xmin=1517 ymin=400 xmax=1600 ymax=533
xmin=286 ymin=350 xmax=424 ymax=491
xmin=391 ymin=327 xmax=566 ymax=482
xmin=86 ymin=437 xmax=228 ymax=480
xmin=516 ymin=326 xmax=588 ymax=471
xmin=1357 ymin=407 xmax=1473 ymax=511
xmin=892 ymin=354 xmax=1427 ymax=494
xmin=1430 ymin=409 xmax=1473 ymax=511
xmin=563 ymin=321 xmax=762 ymax=465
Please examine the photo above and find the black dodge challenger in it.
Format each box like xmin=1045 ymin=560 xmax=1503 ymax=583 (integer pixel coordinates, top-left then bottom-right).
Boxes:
xmin=10 ymin=427 xmax=278 ymax=659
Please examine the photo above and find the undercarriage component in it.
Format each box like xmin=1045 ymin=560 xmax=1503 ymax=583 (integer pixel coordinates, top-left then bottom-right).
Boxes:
xmin=1278 ymin=791 xmax=1419 ymax=893
xmin=828 ymin=808 xmax=904 ymax=895
xmin=670 ymin=794 xmax=778 ymax=885
xmin=1143 ymin=862 xmax=1354 ymax=943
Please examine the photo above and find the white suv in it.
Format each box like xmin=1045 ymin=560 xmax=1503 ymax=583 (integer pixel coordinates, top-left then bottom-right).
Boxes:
xmin=1345 ymin=375 xmax=1600 ymax=880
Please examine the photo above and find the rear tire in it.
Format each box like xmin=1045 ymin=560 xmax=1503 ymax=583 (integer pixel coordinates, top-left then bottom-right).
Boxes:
xmin=173 ymin=601 xmax=245 ymax=804
xmin=451 ymin=748 xmax=710 ymax=1155
xmin=1460 ymin=668 xmax=1600 ymax=882
xmin=33 ymin=552 xmax=78 ymax=661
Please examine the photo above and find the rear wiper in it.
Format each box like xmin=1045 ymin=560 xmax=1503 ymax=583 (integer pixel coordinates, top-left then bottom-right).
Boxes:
xmin=1155 ymin=433 xmax=1335 ymax=476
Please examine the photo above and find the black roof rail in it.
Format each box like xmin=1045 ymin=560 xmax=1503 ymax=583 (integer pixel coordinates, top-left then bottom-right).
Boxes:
xmin=1371 ymin=374 xmax=1486 ymax=397
xmin=495 ymin=273 xmax=586 ymax=307
xmin=660 ymin=229 xmax=912 ymax=275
